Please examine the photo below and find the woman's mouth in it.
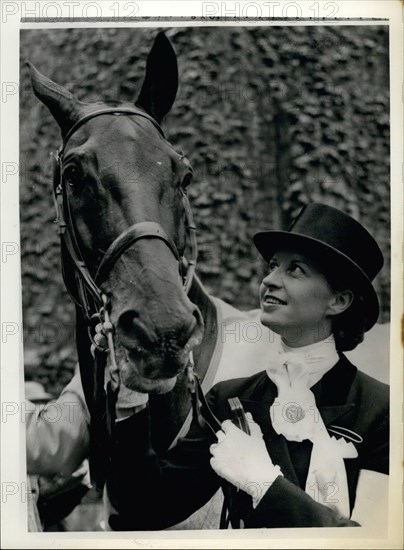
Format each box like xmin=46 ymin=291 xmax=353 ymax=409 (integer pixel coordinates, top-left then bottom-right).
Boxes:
xmin=263 ymin=295 xmax=287 ymax=306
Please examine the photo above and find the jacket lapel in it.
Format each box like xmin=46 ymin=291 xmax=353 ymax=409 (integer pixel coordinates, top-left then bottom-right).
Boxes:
xmin=317 ymin=403 xmax=356 ymax=426
xmin=236 ymin=356 xmax=359 ymax=488
xmin=313 ymin=354 xmax=358 ymax=435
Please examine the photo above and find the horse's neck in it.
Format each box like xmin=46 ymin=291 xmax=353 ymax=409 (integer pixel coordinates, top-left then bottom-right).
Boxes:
xmin=188 ymin=273 xmax=216 ymax=332
xmin=188 ymin=272 xmax=213 ymax=307
xmin=188 ymin=274 xmax=218 ymax=383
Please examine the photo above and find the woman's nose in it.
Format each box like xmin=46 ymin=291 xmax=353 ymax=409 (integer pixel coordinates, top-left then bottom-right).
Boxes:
xmin=262 ymin=267 xmax=282 ymax=288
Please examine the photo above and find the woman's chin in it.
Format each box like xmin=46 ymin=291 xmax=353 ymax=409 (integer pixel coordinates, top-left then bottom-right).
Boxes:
xmin=260 ymin=310 xmax=280 ymax=330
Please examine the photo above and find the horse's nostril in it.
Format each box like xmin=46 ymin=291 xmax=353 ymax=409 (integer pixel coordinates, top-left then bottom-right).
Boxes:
xmin=116 ymin=310 xmax=153 ymax=350
xmin=118 ymin=310 xmax=139 ymax=336
xmin=117 ymin=303 xmax=203 ymax=354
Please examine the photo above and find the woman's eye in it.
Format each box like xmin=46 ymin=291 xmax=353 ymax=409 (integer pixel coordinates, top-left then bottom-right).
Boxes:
xmin=63 ymin=165 xmax=84 ymax=187
xmin=290 ymin=263 xmax=305 ymax=275
xmin=268 ymin=261 xmax=278 ymax=272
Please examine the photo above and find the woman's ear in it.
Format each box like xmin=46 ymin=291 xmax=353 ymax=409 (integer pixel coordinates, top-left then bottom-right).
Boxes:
xmin=327 ymin=290 xmax=354 ymax=316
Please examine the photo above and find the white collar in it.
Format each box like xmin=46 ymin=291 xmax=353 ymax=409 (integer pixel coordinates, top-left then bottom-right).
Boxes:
xmin=267 ymin=334 xmax=339 ymax=389
xmin=280 ymin=334 xmax=337 ymax=362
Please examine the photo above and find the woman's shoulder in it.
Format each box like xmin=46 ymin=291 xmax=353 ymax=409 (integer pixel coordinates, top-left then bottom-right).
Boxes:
xmin=343 ymin=355 xmax=389 ymax=413
xmin=354 ymin=368 xmax=389 ymax=394
xmin=354 ymin=369 xmax=389 ymax=412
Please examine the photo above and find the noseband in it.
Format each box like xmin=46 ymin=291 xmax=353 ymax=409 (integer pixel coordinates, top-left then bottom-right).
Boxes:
xmin=53 ymin=107 xmax=197 ymax=391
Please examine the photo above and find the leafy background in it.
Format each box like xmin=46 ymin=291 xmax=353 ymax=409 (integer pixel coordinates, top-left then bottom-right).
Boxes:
xmin=19 ymin=26 xmax=390 ymax=395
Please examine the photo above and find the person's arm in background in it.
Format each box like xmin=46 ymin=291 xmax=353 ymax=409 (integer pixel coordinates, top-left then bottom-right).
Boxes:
xmin=26 ymin=369 xmax=90 ymax=477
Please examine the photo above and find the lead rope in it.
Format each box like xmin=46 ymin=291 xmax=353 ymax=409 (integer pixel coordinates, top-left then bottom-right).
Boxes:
xmin=186 ymin=352 xmax=222 ymax=436
xmin=186 ymin=354 xmax=247 ymax=529
xmin=101 ymin=294 xmax=121 ymax=393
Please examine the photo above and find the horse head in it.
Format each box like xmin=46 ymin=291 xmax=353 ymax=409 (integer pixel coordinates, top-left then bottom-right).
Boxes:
xmin=27 ymin=33 xmax=204 ymax=395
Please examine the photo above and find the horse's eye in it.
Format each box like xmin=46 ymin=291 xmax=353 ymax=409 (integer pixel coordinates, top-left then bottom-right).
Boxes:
xmin=181 ymin=171 xmax=193 ymax=189
xmin=63 ymin=164 xmax=84 ymax=187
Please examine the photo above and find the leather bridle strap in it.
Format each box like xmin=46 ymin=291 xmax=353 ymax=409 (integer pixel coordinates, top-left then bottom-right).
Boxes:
xmin=55 ymin=107 xmax=196 ymax=318
xmin=181 ymin=188 xmax=197 ymax=294
xmin=95 ymin=222 xmax=180 ymax=285
xmin=56 ymin=176 xmax=103 ymax=311
xmin=59 ymin=107 xmax=165 ymax=154
xmin=186 ymin=362 xmax=222 ymax=436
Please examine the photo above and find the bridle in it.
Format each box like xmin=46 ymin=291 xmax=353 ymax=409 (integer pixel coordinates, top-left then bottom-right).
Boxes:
xmin=53 ymin=107 xmax=197 ymax=394
xmin=53 ymin=107 xmax=242 ymax=528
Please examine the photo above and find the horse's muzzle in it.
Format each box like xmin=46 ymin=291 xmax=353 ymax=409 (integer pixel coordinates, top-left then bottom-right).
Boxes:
xmin=117 ymin=306 xmax=202 ymax=349
xmin=116 ymin=303 xmax=203 ymax=378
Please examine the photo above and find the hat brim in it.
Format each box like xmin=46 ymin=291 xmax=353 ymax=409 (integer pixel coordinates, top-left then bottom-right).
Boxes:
xmin=253 ymin=230 xmax=380 ymax=331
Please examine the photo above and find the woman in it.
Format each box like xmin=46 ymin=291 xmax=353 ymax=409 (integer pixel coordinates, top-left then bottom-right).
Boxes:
xmin=107 ymin=203 xmax=389 ymax=530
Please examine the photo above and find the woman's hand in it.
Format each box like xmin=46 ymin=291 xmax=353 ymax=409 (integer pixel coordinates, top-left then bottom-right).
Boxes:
xmin=209 ymin=413 xmax=282 ymax=504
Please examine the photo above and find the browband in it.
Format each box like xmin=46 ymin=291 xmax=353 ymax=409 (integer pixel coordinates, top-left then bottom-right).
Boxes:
xmin=59 ymin=107 xmax=165 ymax=156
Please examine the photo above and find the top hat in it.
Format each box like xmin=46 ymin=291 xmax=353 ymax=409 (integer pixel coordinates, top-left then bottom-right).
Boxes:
xmin=253 ymin=203 xmax=384 ymax=331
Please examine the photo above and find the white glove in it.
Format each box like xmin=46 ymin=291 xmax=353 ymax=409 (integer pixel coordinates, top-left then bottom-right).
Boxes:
xmin=210 ymin=412 xmax=282 ymax=505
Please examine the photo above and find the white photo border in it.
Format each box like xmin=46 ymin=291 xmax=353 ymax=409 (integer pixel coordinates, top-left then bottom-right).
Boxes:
xmin=1 ymin=1 xmax=403 ymax=548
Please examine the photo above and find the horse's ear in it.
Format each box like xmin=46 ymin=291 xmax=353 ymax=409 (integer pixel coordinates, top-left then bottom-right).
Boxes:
xmin=26 ymin=60 xmax=82 ymax=137
xmin=135 ymin=32 xmax=178 ymax=124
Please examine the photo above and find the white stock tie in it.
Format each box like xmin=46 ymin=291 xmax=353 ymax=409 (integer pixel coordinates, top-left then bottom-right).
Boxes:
xmin=266 ymin=336 xmax=357 ymax=518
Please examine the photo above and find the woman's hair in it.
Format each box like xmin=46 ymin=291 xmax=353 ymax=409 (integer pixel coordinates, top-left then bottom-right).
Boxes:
xmin=321 ymin=263 xmax=367 ymax=352
xmin=298 ymin=244 xmax=368 ymax=351
xmin=330 ymin=293 xmax=367 ymax=351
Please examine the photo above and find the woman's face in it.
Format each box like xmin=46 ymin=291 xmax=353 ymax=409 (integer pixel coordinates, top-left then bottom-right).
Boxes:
xmin=259 ymin=248 xmax=340 ymax=347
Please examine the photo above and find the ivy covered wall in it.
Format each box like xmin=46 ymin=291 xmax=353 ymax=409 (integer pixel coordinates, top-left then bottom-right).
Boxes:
xmin=19 ymin=25 xmax=390 ymax=393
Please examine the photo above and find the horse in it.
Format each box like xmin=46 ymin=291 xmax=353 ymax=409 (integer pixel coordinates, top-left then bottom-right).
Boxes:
xmin=27 ymin=31 xmax=389 ymax=530
xmin=27 ymin=31 xmax=261 ymax=470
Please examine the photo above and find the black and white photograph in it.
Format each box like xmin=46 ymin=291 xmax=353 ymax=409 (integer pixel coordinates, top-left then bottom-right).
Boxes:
xmin=1 ymin=2 xmax=403 ymax=548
